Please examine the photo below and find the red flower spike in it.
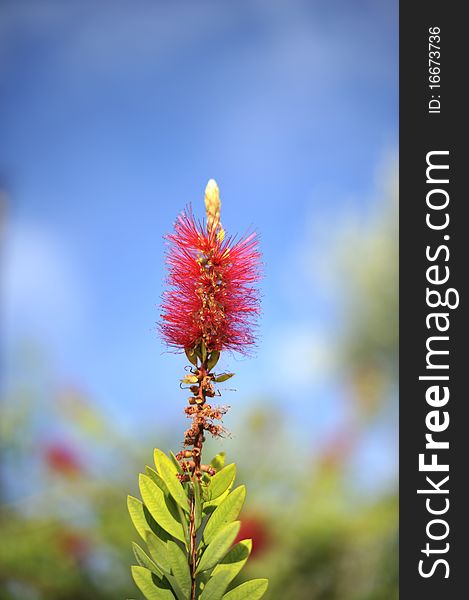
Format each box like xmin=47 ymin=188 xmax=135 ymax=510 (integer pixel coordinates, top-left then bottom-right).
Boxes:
xmin=159 ymin=184 xmax=261 ymax=355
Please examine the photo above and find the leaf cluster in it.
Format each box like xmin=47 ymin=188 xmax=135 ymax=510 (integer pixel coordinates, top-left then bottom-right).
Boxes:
xmin=128 ymin=449 xmax=268 ymax=600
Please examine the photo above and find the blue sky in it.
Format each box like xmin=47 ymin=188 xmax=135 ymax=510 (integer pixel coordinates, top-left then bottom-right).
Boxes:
xmin=1 ymin=0 xmax=398 ymax=489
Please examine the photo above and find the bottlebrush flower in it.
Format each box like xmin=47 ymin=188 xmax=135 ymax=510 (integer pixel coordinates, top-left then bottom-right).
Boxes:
xmin=159 ymin=180 xmax=261 ymax=354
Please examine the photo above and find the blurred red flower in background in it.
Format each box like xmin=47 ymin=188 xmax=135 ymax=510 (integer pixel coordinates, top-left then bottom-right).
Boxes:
xmin=235 ymin=513 xmax=271 ymax=559
xmin=57 ymin=530 xmax=90 ymax=563
xmin=44 ymin=443 xmax=82 ymax=477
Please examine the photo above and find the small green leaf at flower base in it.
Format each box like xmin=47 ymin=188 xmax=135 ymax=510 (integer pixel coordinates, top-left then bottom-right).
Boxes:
xmin=214 ymin=373 xmax=235 ymax=383
xmin=185 ymin=347 xmax=198 ymax=366
xmin=196 ymin=521 xmax=241 ymax=574
xmin=207 ymin=464 xmax=236 ymax=501
xmin=222 ymin=579 xmax=269 ymax=600
xmin=181 ymin=374 xmax=198 ymax=385
xmin=203 ymin=486 xmax=246 ymax=544
xmin=131 ymin=566 xmax=174 ymax=600
xmin=206 ymin=350 xmax=220 ymax=370
xmin=200 ymin=340 xmax=207 ymax=362
xmin=199 ymin=540 xmax=252 ymax=600
xmin=154 ymin=449 xmax=190 ymax=514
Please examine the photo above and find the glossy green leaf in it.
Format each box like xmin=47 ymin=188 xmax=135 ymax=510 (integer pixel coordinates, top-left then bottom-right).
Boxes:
xmin=203 ymin=486 xmax=246 ymax=544
xmin=210 ymin=452 xmax=225 ymax=471
xmin=131 ymin=566 xmax=174 ymax=600
xmin=193 ymin=478 xmax=203 ymax=530
xmin=199 ymin=540 xmax=252 ymax=600
xmin=154 ymin=449 xmax=190 ymax=514
xmin=206 ymin=350 xmax=220 ymax=370
xmin=145 ymin=530 xmax=171 ymax=574
xmin=145 ymin=467 xmax=189 ymax=543
xmin=128 ymin=495 xmax=158 ymax=540
xmin=185 ymin=347 xmax=198 ymax=366
xmin=132 ymin=542 xmax=162 ymax=577
xmin=200 ymin=340 xmax=207 ymax=362
xmin=146 ymin=466 xmax=165 ymax=490
xmin=203 ymin=487 xmax=231 ymax=516
xmin=166 ymin=540 xmax=191 ymax=600
xmin=214 ymin=373 xmax=235 ymax=383
xmin=175 ymin=503 xmax=190 ymax=548
xmin=222 ymin=579 xmax=268 ymax=600
xmin=170 ymin=452 xmax=183 ymax=474
xmin=139 ymin=474 xmax=185 ymax=543
xmin=196 ymin=521 xmax=240 ymax=574
xmin=165 ymin=575 xmax=185 ymax=600
xmin=207 ymin=464 xmax=236 ymax=501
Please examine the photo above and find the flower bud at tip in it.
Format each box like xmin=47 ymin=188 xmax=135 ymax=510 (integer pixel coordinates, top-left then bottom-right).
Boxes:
xmin=205 ymin=178 xmax=223 ymax=234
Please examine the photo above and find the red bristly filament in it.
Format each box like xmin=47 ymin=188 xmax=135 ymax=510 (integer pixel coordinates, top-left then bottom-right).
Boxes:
xmin=159 ymin=208 xmax=261 ymax=354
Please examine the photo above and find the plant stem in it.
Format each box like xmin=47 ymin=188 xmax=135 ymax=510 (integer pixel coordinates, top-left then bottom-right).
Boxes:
xmin=189 ymin=362 xmax=206 ymax=600
xmin=189 ymin=488 xmax=197 ymax=600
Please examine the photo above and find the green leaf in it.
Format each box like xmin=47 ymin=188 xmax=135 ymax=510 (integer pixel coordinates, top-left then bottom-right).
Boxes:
xmin=144 ymin=469 xmax=189 ymax=547
xmin=207 ymin=464 xmax=236 ymax=501
xmin=196 ymin=521 xmax=241 ymax=574
xmin=200 ymin=340 xmax=207 ymax=362
xmin=165 ymin=575 xmax=185 ymax=600
xmin=170 ymin=452 xmax=183 ymax=474
xmin=214 ymin=373 xmax=235 ymax=383
xmin=195 ymin=571 xmax=211 ymax=598
xmin=175 ymin=503 xmax=191 ymax=548
xmin=199 ymin=540 xmax=252 ymax=600
xmin=132 ymin=542 xmax=162 ymax=577
xmin=203 ymin=487 xmax=231 ymax=516
xmin=131 ymin=566 xmax=174 ymax=600
xmin=154 ymin=449 xmax=190 ymax=514
xmin=128 ymin=495 xmax=158 ymax=540
xmin=166 ymin=540 xmax=191 ymax=600
xmin=222 ymin=579 xmax=269 ymax=600
xmin=193 ymin=478 xmax=203 ymax=530
xmin=203 ymin=486 xmax=246 ymax=544
xmin=210 ymin=452 xmax=226 ymax=471
xmin=145 ymin=530 xmax=171 ymax=574
xmin=206 ymin=350 xmax=220 ymax=370
xmin=185 ymin=347 xmax=198 ymax=366
xmin=145 ymin=466 xmax=165 ymax=489
xmin=139 ymin=474 xmax=186 ymax=543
